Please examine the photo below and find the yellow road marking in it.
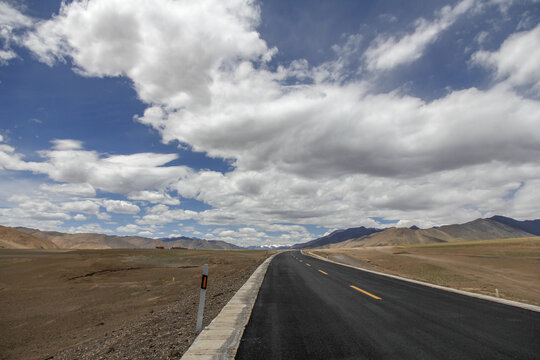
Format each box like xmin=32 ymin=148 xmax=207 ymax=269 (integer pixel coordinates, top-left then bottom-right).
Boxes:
xmin=318 ymin=270 xmax=328 ymax=275
xmin=350 ymin=285 xmax=382 ymax=300
xmin=306 ymin=263 xmax=311 ymax=267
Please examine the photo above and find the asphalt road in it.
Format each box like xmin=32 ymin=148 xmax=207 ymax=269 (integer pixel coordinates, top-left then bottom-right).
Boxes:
xmin=235 ymin=251 xmax=540 ymax=360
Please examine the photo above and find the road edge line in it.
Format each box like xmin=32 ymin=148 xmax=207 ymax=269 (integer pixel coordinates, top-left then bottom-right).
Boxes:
xmin=181 ymin=253 xmax=278 ymax=360
xmin=301 ymin=250 xmax=540 ymax=313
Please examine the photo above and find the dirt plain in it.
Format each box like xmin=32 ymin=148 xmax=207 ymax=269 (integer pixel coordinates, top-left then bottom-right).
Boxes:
xmin=0 ymin=248 xmax=270 ymax=360
xmin=310 ymin=237 xmax=540 ymax=306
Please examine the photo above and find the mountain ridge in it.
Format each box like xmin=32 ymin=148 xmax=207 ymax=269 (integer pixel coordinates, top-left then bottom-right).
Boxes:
xmin=294 ymin=216 xmax=539 ymax=249
xmin=292 ymin=226 xmax=383 ymax=249
xmin=489 ymin=216 xmax=540 ymax=236
xmin=159 ymin=236 xmax=243 ymax=250
xmin=3 ymin=215 xmax=539 ymax=250
xmin=7 ymin=227 xmax=240 ymax=250
xmin=0 ymin=226 xmax=58 ymax=249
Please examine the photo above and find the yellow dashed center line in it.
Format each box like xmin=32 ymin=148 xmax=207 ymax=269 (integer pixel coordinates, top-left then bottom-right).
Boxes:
xmin=318 ymin=270 xmax=328 ymax=275
xmin=350 ymin=285 xmax=382 ymax=300
xmin=306 ymin=263 xmax=311 ymax=267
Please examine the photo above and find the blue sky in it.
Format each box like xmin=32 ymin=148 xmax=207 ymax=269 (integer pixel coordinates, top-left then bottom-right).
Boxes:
xmin=0 ymin=0 xmax=539 ymax=247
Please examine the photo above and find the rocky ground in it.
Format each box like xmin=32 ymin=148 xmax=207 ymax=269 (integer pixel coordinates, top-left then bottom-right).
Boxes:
xmin=0 ymin=249 xmax=269 ymax=360
xmin=48 ymin=264 xmax=255 ymax=360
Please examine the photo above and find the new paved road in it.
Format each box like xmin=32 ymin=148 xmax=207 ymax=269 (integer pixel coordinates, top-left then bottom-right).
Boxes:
xmin=236 ymin=251 xmax=540 ymax=359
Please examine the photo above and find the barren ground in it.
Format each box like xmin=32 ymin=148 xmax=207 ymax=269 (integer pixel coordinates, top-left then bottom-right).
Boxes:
xmin=310 ymin=237 xmax=540 ymax=306
xmin=0 ymin=248 xmax=270 ymax=360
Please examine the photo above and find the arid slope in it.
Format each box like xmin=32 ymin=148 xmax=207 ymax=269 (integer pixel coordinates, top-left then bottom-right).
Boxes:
xmin=330 ymin=219 xmax=533 ymax=248
xmin=0 ymin=225 xmax=58 ymax=249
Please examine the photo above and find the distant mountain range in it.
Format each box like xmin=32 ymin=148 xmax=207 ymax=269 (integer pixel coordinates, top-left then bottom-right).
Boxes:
xmin=488 ymin=215 xmax=540 ymax=236
xmin=291 ymin=226 xmax=383 ymax=249
xmin=0 ymin=227 xmax=240 ymax=250
xmin=160 ymin=236 xmax=243 ymax=250
xmin=1 ymin=215 xmax=539 ymax=250
xmin=244 ymin=244 xmax=291 ymax=250
xmin=293 ymin=216 xmax=540 ymax=249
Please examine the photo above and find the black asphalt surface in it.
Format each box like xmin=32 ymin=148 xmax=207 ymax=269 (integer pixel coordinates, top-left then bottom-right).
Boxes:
xmin=236 ymin=251 xmax=540 ymax=360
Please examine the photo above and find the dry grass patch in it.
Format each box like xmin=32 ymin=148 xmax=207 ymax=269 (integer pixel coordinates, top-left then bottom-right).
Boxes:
xmin=310 ymin=237 xmax=540 ymax=306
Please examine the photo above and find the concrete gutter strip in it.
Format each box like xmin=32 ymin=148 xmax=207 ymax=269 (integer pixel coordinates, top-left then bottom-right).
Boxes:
xmin=181 ymin=254 xmax=277 ymax=360
xmin=302 ymin=250 xmax=540 ymax=313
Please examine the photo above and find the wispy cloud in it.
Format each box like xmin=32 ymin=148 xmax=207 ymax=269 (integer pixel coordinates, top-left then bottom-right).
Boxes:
xmin=0 ymin=2 xmax=34 ymax=65
xmin=363 ymin=0 xmax=476 ymax=71
xmin=472 ymin=23 xmax=540 ymax=94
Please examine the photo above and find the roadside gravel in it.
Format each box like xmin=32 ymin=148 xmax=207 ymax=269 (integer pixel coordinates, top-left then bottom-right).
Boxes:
xmin=48 ymin=265 xmax=258 ymax=360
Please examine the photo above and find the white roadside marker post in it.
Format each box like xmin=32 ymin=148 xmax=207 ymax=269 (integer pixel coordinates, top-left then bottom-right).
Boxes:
xmin=196 ymin=264 xmax=208 ymax=333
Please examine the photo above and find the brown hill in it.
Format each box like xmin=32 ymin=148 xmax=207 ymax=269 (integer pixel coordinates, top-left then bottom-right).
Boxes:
xmin=0 ymin=226 xmax=58 ymax=249
xmin=15 ymin=228 xmax=161 ymax=249
xmin=330 ymin=218 xmax=534 ymax=248
xmin=161 ymin=237 xmax=243 ymax=250
xmin=14 ymin=227 xmax=242 ymax=250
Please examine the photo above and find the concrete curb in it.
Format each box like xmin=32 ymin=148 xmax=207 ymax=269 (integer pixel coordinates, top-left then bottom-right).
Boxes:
xmin=181 ymin=254 xmax=277 ymax=360
xmin=302 ymin=250 xmax=540 ymax=313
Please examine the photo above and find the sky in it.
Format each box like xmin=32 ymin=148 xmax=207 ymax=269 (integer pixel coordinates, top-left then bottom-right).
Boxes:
xmin=0 ymin=0 xmax=539 ymax=247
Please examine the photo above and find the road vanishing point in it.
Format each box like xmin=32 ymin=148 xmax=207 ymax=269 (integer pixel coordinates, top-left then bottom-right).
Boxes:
xmin=235 ymin=251 xmax=540 ymax=359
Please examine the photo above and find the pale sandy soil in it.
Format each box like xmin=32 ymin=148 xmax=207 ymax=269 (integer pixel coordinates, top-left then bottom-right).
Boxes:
xmin=0 ymin=248 xmax=270 ymax=360
xmin=310 ymin=237 xmax=540 ymax=306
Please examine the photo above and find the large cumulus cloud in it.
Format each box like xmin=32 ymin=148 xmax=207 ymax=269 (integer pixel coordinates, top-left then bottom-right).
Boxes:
xmin=1 ymin=0 xmax=538 ymax=243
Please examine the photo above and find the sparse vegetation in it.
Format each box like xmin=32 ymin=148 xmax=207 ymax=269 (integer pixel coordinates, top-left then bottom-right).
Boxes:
xmin=310 ymin=236 xmax=540 ymax=306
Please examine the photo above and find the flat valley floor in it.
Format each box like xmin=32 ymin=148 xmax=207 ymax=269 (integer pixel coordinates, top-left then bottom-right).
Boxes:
xmin=0 ymin=248 xmax=269 ymax=360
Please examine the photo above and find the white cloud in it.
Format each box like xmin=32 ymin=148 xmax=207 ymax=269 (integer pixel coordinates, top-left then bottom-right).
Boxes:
xmin=136 ymin=204 xmax=198 ymax=225
xmin=1 ymin=194 xmax=72 ymax=226
xmin=67 ymin=223 xmax=112 ymax=234
xmin=509 ymin=180 xmax=540 ymax=220
xmin=0 ymin=141 xmax=189 ymax=193
xmin=0 ymin=2 xmax=34 ymax=65
xmin=96 ymin=212 xmax=111 ymax=220
xmin=103 ymin=200 xmax=140 ymax=214
xmin=472 ymin=23 xmax=540 ymax=94
xmin=1 ymin=0 xmax=538 ymax=245
xmin=41 ymin=183 xmax=96 ymax=197
xmin=74 ymin=214 xmax=87 ymax=221
xmin=144 ymin=81 xmax=540 ymax=180
xmin=116 ymin=223 xmax=141 ymax=233
xmin=0 ymin=3 xmax=33 ymax=29
xmin=210 ymin=226 xmax=270 ymax=247
xmin=475 ymin=31 xmax=489 ymax=45
xmin=127 ymin=190 xmax=180 ymax=205
xmin=24 ymin=0 xmax=273 ymax=108
xmin=61 ymin=200 xmax=100 ymax=214
xmin=364 ymin=0 xmax=475 ymax=71
xmin=51 ymin=139 xmax=83 ymax=150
